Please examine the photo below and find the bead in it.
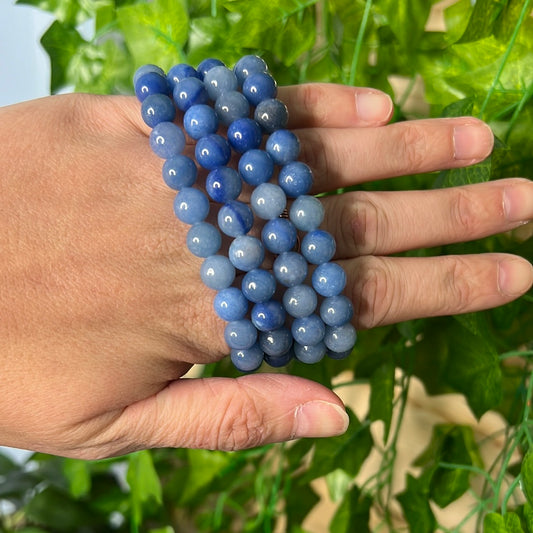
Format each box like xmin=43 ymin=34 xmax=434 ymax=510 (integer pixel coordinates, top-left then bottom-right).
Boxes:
xmin=162 ymin=155 xmax=197 ymax=190
xmin=273 ymin=252 xmax=308 ymax=287
xmin=238 ymin=149 xmax=274 ymax=186
xmin=183 ymin=104 xmax=219 ymax=140
xmin=167 ymin=63 xmax=201 ymax=86
xmin=250 ymin=183 xmax=287 ymax=220
xmin=141 ymin=93 xmax=176 ymax=128
xmin=201 ymin=255 xmax=236 ymax=290
xmin=261 ymin=218 xmax=298 ymax=254
xmin=320 ymin=295 xmax=354 ymax=327
xmin=134 ymin=71 xmax=170 ymax=102
xmin=197 ymin=58 xmax=225 ymax=79
xmin=233 ymin=55 xmax=268 ymax=85
xmin=133 ymin=64 xmax=165 ymax=86
xmin=206 ymin=166 xmax=242 ymax=203
xmin=324 ymin=323 xmax=357 ymax=353
xmin=224 ymin=319 xmax=257 ymax=350
xmin=251 ymin=300 xmax=286 ymax=332
xmin=291 ymin=314 xmax=326 ymax=346
xmin=327 ymin=349 xmax=353 ymax=360
xmin=254 ymin=98 xmax=289 ymax=133
xmin=282 ymin=284 xmax=318 ymax=318
xmin=215 ymin=91 xmax=251 ymax=126
xmin=264 ymin=348 xmax=294 ymax=368
xmin=214 ymin=287 xmax=249 ymax=321
xmin=186 ymin=222 xmax=222 ymax=258
xmin=301 ymin=229 xmax=336 ymax=265
xmin=228 ymin=235 xmax=265 ymax=272
xmin=195 ymin=134 xmax=231 ymax=170
xmin=227 ymin=118 xmax=263 ymax=153
xmin=173 ymin=187 xmax=210 ymax=225
xmin=266 ymin=129 xmax=300 ymax=165
xmin=173 ymin=77 xmax=208 ymax=111
xmin=204 ymin=65 xmax=238 ymax=100
xmin=294 ymin=341 xmax=327 ymax=364
xmin=231 ymin=343 xmax=264 ymax=372
xmin=241 ymin=269 xmax=277 ymax=303
xmin=312 ymin=262 xmax=347 ymax=297
xmin=149 ymin=121 xmax=186 ymax=159
xmin=242 ymin=72 xmax=277 ymax=106
xmin=289 ymin=195 xmax=324 ymax=231
xmin=217 ymin=201 xmax=254 ymax=237
xmin=278 ymin=161 xmax=313 ymax=198
xmin=259 ymin=327 xmax=293 ymax=357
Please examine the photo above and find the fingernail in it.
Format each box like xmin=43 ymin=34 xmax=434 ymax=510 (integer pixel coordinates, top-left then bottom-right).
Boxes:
xmin=293 ymin=401 xmax=349 ymax=438
xmin=453 ymin=122 xmax=494 ymax=161
xmin=503 ymin=179 xmax=533 ymax=223
xmin=498 ymin=258 xmax=533 ymax=296
xmin=355 ymin=92 xmax=393 ymax=124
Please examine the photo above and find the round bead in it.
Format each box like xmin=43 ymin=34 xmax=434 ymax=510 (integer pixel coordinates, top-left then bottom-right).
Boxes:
xmin=301 ymin=230 xmax=336 ymax=265
xmin=206 ymin=167 xmax=242 ymax=203
xmin=173 ymin=187 xmax=209 ymax=224
xmin=149 ymin=121 xmax=186 ymax=159
xmin=134 ymin=71 xmax=170 ymax=102
xmin=224 ymin=319 xmax=257 ymax=350
xmin=238 ymin=149 xmax=274 ymax=186
xmin=254 ymin=98 xmax=289 ymax=133
xmin=278 ymin=161 xmax=313 ymax=198
xmin=320 ymin=295 xmax=354 ymax=327
xmin=264 ymin=349 xmax=294 ymax=368
xmin=294 ymin=341 xmax=327 ymax=364
xmin=312 ymin=262 xmax=347 ymax=297
xmin=228 ymin=236 xmax=265 ymax=272
xmin=214 ymin=287 xmax=249 ymax=321
xmin=183 ymin=104 xmax=219 ymax=140
xmin=266 ymin=129 xmax=300 ymax=165
xmin=291 ymin=314 xmax=326 ymax=346
xmin=197 ymin=58 xmax=225 ymax=79
xmin=251 ymin=300 xmax=286 ymax=332
xmin=162 ymin=155 xmax=197 ymax=190
xmin=242 ymin=72 xmax=277 ymax=106
xmin=250 ymin=183 xmax=287 ymax=220
xmin=133 ymin=64 xmax=165 ymax=86
xmin=273 ymin=252 xmax=308 ymax=287
xmin=215 ymin=91 xmax=251 ymax=126
xmin=186 ymin=222 xmax=222 ymax=258
xmin=167 ymin=63 xmax=200 ymax=86
xmin=231 ymin=344 xmax=264 ymax=372
xmin=241 ymin=269 xmax=277 ymax=303
xmin=282 ymin=284 xmax=318 ymax=318
xmin=141 ymin=93 xmax=176 ymax=128
xmin=173 ymin=77 xmax=208 ymax=111
xmin=227 ymin=118 xmax=262 ymax=153
xmin=217 ymin=201 xmax=254 ymax=237
xmin=259 ymin=327 xmax=292 ymax=357
xmin=324 ymin=323 xmax=357 ymax=353
xmin=261 ymin=218 xmax=298 ymax=254
xmin=204 ymin=65 xmax=238 ymax=100
xmin=195 ymin=134 xmax=231 ymax=170
xmin=233 ymin=55 xmax=268 ymax=86
xmin=289 ymin=195 xmax=324 ymax=231
xmin=200 ymin=255 xmax=236 ymax=290
xmin=327 ymin=349 xmax=353 ymax=360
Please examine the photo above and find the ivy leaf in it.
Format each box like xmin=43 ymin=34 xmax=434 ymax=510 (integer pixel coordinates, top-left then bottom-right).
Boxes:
xmin=329 ymin=484 xmax=371 ymax=533
xmin=16 ymin=0 xmax=84 ymax=25
xmin=522 ymin=451 xmax=533 ymax=507
xmin=397 ymin=473 xmax=436 ymax=533
xmin=484 ymin=512 xmax=526 ymax=533
xmin=457 ymin=0 xmax=505 ymax=43
xmin=62 ymin=458 xmax=91 ymax=499
xmin=285 ymin=479 xmax=320 ymax=530
xmin=325 ymin=468 xmax=352 ymax=503
xmin=369 ymin=359 xmax=395 ymax=442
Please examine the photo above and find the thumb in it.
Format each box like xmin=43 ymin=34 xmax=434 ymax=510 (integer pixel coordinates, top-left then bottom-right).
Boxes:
xmin=112 ymin=374 xmax=349 ymax=452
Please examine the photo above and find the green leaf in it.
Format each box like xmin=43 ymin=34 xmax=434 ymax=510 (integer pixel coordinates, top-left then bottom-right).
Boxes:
xmin=505 ymin=512 xmax=527 ymax=533
xmin=397 ymin=473 xmax=436 ymax=533
xmin=484 ymin=512 xmax=507 ymax=533
xmin=16 ymin=0 xmax=85 ymax=25
xmin=329 ymin=484 xmax=371 ymax=533
xmin=369 ymin=359 xmax=395 ymax=441
xmin=458 ymin=0 xmax=505 ymax=43
xmin=325 ymin=468 xmax=352 ymax=503
xmin=62 ymin=458 xmax=91 ymax=499
xmin=522 ymin=451 xmax=533 ymax=506
xmin=285 ymin=479 xmax=320 ymax=530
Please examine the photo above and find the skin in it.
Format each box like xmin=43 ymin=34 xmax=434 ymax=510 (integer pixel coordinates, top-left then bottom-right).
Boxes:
xmin=0 ymin=84 xmax=531 ymax=459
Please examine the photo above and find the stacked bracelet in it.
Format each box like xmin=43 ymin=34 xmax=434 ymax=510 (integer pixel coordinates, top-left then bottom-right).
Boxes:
xmin=134 ymin=55 xmax=357 ymax=372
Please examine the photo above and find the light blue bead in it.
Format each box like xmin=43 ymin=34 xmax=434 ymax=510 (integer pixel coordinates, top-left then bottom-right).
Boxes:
xmin=291 ymin=314 xmax=326 ymax=346
xmin=200 ymin=255 xmax=236 ymax=290
xmin=282 ymin=284 xmax=318 ymax=318
xmin=278 ymin=161 xmax=313 ymax=197
xmin=162 ymin=155 xmax=197 ymax=190
xmin=312 ymin=262 xmax=347 ymax=297
xmin=301 ymin=230 xmax=336 ymax=265
xmin=195 ymin=134 xmax=231 ymax=170
xmin=251 ymin=300 xmax=286 ymax=332
xmin=204 ymin=65 xmax=238 ymax=100
xmin=224 ymin=319 xmax=258 ymax=350
xmin=183 ymin=104 xmax=219 ymax=140
xmin=173 ymin=77 xmax=208 ymax=111
xmin=134 ymin=71 xmax=170 ymax=102
xmin=254 ymin=99 xmax=289 ymax=133
xmin=227 ymin=118 xmax=263 ymax=153
xmin=186 ymin=222 xmax=221 ymax=258
xmin=134 ymin=64 xmax=165 ymax=87
xmin=231 ymin=343 xmax=264 ymax=372
xmin=206 ymin=167 xmax=242 ymax=203
xmin=229 ymin=235 xmax=265 ymax=272
xmin=289 ymin=195 xmax=324 ymax=231
xmin=233 ymin=55 xmax=268 ymax=85
xmin=259 ymin=327 xmax=293 ymax=357
xmin=238 ymin=149 xmax=274 ymax=186
xmin=242 ymin=72 xmax=277 ymax=106
xmin=197 ymin=58 xmax=225 ymax=79
xmin=273 ymin=252 xmax=308 ymax=287
xmin=266 ymin=129 xmax=300 ymax=165
xmin=167 ymin=63 xmax=200 ymax=87
xmin=149 ymin=122 xmax=186 ymax=159
xmin=173 ymin=187 xmax=209 ymax=224
xmin=261 ymin=218 xmax=297 ymax=254
xmin=320 ymin=295 xmax=354 ymax=327
xmin=250 ymin=183 xmax=287 ymax=220
xmin=215 ymin=91 xmax=250 ymax=126
xmin=218 ymin=201 xmax=254 ymax=237
xmin=324 ymin=323 xmax=357 ymax=353
xmin=141 ymin=93 xmax=176 ymax=128
xmin=294 ymin=341 xmax=326 ymax=364
xmin=214 ymin=287 xmax=248 ymax=321
xmin=241 ymin=269 xmax=277 ymax=303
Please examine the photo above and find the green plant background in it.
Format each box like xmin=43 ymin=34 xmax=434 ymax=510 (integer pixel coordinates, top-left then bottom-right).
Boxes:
xmin=1 ymin=0 xmax=533 ymax=531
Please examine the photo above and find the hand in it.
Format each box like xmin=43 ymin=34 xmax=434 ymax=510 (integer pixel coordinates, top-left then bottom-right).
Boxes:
xmin=0 ymin=87 xmax=531 ymax=459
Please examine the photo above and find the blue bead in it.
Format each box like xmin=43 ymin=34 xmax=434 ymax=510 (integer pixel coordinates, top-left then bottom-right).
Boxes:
xmin=233 ymin=55 xmax=268 ymax=86
xmin=215 ymin=91 xmax=250 ymax=126
xmin=259 ymin=327 xmax=292 ymax=357
xmin=327 ymin=349 xmax=353 ymax=360
xmin=282 ymin=284 xmax=318 ymax=318
xmin=224 ymin=319 xmax=257 ymax=350
xmin=261 ymin=218 xmax=298 ymax=254
xmin=217 ymin=201 xmax=254 ymax=237
xmin=204 ymin=65 xmax=238 ymax=100
xmin=167 ymin=63 xmax=200 ymax=87
xmin=183 ymin=104 xmax=219 ymax=140
xmin=241 ymin=269 xmax=277 ymax=303
xmin=242 ymin=72 xmax=277 ymax=106
xmin=289 ymin=195 xmax=324 ymax=231
xmin=195 ymin=134 xmax=231 ymax=170
xmin=214 ymin=287 xmax=249 ymax=321
xmin=229 ymin=235 xmax=265 ymax=272
xmin=251 ymin=300 xmax=286 ymax=332
xmin=133 ymin=64 xmax=165 ymax=86
xmin=294 ymin=341 xmax=327 ymax=364
xmin=162 ymin=155 xmax=197 ymax=190
xmin=149 ymin=121 xmax=186 ymax=159
xmin=231 ymin=343 xmax=264 ymax=372
xmin=238 ymin=149 xmax=274 ymax=186
xmin=301 ymin=230 xmax=336 ymax=265
xmin=206 ymin=167 xmax=242 ymax=203
xmin=278 ymin=161 xmax=313 ymax=198
xmin=173 ymin=77 xmax=208 ymax=111
xmin=324 ymin=323 xmax=357 ymax=353
xmin=273 ymin=252 xmax=308 ymax=287
xmin=141 ymin=93 xmax=176 ymax=128
xmin=173 ymin=187 xmax=210 ymax=224
xmin=264 ymin=348 xmax=294 ymax=368
xmin=227 ymin=118 xmax=262 ymax=153
xmin=266 ymin=129 xmax=300 ymax=165
xmin=291 ymin=314 xmax=326 ymax=346
xmin=197 ymin=58 xmax=225 ymax=79
xmin=134 ymin=71 xmax=170 ymax=102
xmin=312 ymin=262 xmax=347 ymax=297
xmin=250 ymin=183 xmax=287 ymax=220
xmin=201 ymin=255 xmax=236 ymax=290
xmin=186 ymin=222 xmax=222 ymax=257
xmin=320 ymin=295 xmax=354 ymax=327
xmin=254 ymin=99 xmax=289 ymax=133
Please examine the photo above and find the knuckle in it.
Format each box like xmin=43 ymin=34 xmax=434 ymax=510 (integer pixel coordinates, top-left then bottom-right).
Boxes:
xmin=441 ymin=256 xmax=473 ymax=314
xmin=346 ymin=192 xmax=381 ymax=256
xmin=450 ymin=188 xmax=483 ymax=238
xmin=299 ymin=84 xmax=329 ymax=126
xmin=397 ymin=123 xmax=428 ymax=170
xmin=299 ymin=130 xmax=329 ymax=179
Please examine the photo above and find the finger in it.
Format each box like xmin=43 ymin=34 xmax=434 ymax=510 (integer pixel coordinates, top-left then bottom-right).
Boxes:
xmin=278 ymin=83 xmax=394 ymax=129
xmin=321 ymin=178 xmax=533 ymax=257
xmin=295 ymin=117 xmax=494 ymax=194
xmin=343 ymin=253 xmax=533 ymax=330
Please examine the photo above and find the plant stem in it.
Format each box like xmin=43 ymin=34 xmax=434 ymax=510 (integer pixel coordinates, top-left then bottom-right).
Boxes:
xmin=348 ymin=0 xmax=372 ymax=86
